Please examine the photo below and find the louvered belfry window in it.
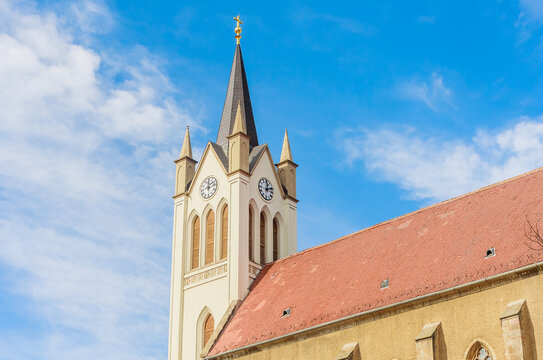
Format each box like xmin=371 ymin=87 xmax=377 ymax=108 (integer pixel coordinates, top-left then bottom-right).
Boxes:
xmin=203 ymin=314 xmax=214 ymax=348
xmin=205 ymin=210 xmax=215 ymax=265
xmin=249 ymin=207 xmax=254 ymax=261
xmin=273 ymin=218 xmax=278 ymax=261
xmin=191 ymin=216 xmax=200 ymax=269
xmin=260 ymin=212 xmax=266 ymax=264
xmin=220 ymin=206 xmax=228 ymax=260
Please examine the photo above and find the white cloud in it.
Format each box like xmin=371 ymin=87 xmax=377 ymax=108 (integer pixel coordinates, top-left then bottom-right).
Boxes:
xmin=0 ymin=1 xmax=193 ymax=358
xmin=338 ymin=117 xmax=543 ymax=202
xmin=71 ymin=0 xmax=114 ymax=34
xmin=520 ymin=0 xmax=543 ymax=23
xmin=397 ymin=73 xmax=454 ymax=111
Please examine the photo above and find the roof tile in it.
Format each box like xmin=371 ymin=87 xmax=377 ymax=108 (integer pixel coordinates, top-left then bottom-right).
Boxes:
xmin=210 ymin=168 xmax=543 ymax=355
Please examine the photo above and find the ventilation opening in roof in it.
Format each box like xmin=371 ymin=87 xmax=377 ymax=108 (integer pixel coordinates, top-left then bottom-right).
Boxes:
xmin=380 ymin=279 xmax=389 ymax=289
xmin=281 ymin=308 xmax=291 ymax=318
xmin=485 ymin=247 xmax=496 ymax=258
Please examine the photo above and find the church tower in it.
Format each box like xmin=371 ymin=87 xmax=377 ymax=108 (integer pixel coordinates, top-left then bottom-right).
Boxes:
xmin=168 ymin=17 xmax=298 ymax=360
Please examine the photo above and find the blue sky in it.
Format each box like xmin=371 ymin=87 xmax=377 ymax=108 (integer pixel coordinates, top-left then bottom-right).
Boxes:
xmin=1 ymin=0 xmax=543 ymax=358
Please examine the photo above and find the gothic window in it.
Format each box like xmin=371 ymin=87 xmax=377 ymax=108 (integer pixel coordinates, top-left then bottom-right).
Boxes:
xmin=465 ymin=340 xmax=495 ymax=360
xmin=203 ymin=314 xmax=214 ymax=348
xmin=191 ymin=216 xmax=200 ymax=270
xmin=273 ymin=218 xmax=279 ymax=261
xmin=220 ymin=205 xmax=228 ymax=260
xmin=260 ymin=212 xmax=266 ymax=264
xmin=205 ymin=210 xmax=215 ymax=265
xmin=474 ymin=347 xmax=492 ymax=360
xmin=249 ymin=207 xmax=254 ymax=261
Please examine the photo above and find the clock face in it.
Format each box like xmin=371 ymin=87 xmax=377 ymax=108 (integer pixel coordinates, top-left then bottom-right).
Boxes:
xmin=200 ymin=176 xmax=218 ymax=199
xmin=258 ymin=178 xmax=274 ymax=201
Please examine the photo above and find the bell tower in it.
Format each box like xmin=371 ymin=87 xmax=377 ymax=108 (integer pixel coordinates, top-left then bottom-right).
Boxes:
xmin=167 ymin=17 xmax=299 ymax=360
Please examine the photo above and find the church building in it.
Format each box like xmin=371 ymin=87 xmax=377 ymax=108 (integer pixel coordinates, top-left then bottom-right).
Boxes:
xmin=168 ymin=18 xmax=543 ymax=360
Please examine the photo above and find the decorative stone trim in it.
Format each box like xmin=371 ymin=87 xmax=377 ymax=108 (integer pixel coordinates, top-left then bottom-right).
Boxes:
xmin=500 ymin=299 xmax=533 ymax=360
xmin=415 ymin=322 xmax=442 ymax=360
xmin=249 ymin=262 xmax=261 ymax=277
xmin=334 ymin=342 xmax=361 ymax=360
xmin=500 ymin=299 xmax=526 ymax=320
xmin=415 ymin=322 xmax=441 ymax=341
xmin=184 ymin=263 xmax=228 ymax=288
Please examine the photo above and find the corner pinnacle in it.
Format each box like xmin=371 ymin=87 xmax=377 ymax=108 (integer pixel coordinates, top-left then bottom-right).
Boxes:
xmin=179 ymin=126 xmax=193 ymax=158
xmin=232 ymin=101 xmax=247 ymax=134
xmin=280 ymin=129 xmax=293 ymax=162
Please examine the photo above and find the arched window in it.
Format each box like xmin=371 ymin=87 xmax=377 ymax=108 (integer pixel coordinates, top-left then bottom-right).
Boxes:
xmin=273 ymin=218 xmax=279 ymax=261
xmin=191 ymin=216 xmax=200 ymax=270
xmin=474 ymin=347 xmax=492 ymax=360
xmin=203 ymin=314 xmax=214 ymax=348
xmin=260 ymin=212 xmax=266 ymax=264
xmin=464 ymin=340 xmax=495 ymax=360
xmin=248 ymin=207 xmax=254 ymax=261
xmin=220 ymin=205 xmax=228 ymax=260
xmin=205 ymin=210 xmax=215 ymax=265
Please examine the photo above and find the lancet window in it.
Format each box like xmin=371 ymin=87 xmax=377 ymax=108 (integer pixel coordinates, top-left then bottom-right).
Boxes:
xmin=220 ymin=206 xmax=228 ymax=260
xmin=191 ymin=216 xmax=200 ymax=269
xmin=249 ymin=207 xmax=254 ymax=261
xmin=203 ymin=314 xmax=214 ymax=348
xmin=260 ymin=212 xmax=266 ymax=264
xmin=273 ymin=218 xmax=279 ymax=261
xmin=205 ymin=210 xmax=215 ymax=265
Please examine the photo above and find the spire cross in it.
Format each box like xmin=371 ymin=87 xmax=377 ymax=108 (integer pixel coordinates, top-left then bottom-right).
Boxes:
xmin=233 ymin=15 xmax=243 ymax=44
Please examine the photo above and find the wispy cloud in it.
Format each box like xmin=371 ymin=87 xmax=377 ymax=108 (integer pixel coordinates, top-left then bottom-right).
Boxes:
xmin=418 ymin=16 xmax=436 ymax=24
xmin=0 ymin=0 xmax=193 ymax=358
xmin=338 ymin=117 xmax=543 ymax=202
xmin=516 ymin=0 xmax=543 ymax=45
xmin=291 ymin=8 xmax=377 ymax=36
xmin=396 ymin=73 xmax=454 ymax=111
xmin=520 ymin=0 xmax=543 ymax=23
xmin=70 ymin=0 xmax=114 ymax=34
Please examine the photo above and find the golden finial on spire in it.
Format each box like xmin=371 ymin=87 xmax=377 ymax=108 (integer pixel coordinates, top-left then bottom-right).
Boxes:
xmin=233 ymin=15 xmax=243 ymax=44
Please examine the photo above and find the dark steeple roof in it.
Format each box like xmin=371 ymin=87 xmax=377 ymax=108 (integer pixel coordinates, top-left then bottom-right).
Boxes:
xmin=216 ymin=44 xmax=259 ymax=152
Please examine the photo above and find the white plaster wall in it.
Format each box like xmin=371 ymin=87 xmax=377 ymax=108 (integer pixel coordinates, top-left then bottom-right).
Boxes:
xmin=171 ymin=144 xmax=298 ymax=360
xmin=249 ymin=149 xmax=297 ymax=261
xmin=168 ymin=195 xmax=187 ymax=360
xmin=182 ymin=274 xmax=229 ymax=359
xmin=185 ymin=148 xmax=230 ymax=228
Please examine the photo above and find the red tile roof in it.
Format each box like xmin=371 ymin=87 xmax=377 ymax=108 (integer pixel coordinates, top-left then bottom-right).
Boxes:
xmin=209 ymin=168 xmax=543 ymax=356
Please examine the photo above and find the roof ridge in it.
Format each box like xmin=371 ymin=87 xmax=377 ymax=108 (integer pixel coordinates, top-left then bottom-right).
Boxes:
xmin=273 ymin=166 xmax=543 ymax=263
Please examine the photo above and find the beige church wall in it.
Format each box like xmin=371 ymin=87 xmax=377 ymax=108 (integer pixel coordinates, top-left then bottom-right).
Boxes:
xmin=223 ymin=271 xmax=543 ymax=360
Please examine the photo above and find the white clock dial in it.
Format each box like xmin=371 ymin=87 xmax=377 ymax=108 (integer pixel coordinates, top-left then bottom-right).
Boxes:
xmin=258 ymin=178 xmax=274 ymax=201
xmin=200 ymin=176 xmax=218 ymax=199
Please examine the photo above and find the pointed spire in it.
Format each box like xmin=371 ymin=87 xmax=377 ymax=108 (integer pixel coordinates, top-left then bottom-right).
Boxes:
xmin=179 ymin=126 xmax=193 ymax=158
xmin=216 ymin=44 xmax=259 ymax=152
xmin=232 ymin=101 xmax=247 ymax=134
xmin=280 ymin=129 xmax=293 ymax=162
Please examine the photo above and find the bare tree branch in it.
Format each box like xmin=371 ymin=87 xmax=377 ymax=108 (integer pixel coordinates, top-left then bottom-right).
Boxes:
xmin=524 ymin=216 xmax=543 ymax=251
